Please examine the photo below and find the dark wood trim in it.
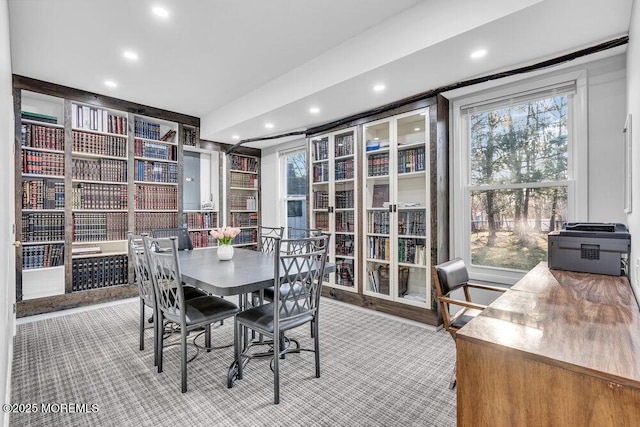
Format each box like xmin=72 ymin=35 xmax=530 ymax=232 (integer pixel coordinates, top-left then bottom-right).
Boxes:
xmin=216 ymin=141 xmax=261 ymax=158
xmin=322 ymin=287 xmax=440 ymax=326
xmin=13 ymin=87 xmax=23 ymax=301
xmin=13 ymin=75 xmax=200 ymax=127
xmin=16 ymin=284 xmax=139 ymax=317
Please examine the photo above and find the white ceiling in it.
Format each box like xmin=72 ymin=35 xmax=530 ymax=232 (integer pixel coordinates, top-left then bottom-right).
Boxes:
xmin=8 ymin=0 xmax=633 ymax=148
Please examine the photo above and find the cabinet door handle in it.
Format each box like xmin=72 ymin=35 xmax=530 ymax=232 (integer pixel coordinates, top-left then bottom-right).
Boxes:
xmin=13 ymin=241 xmax=21 ymax=248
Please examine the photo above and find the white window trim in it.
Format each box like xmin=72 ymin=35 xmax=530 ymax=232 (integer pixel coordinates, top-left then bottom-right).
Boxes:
xmin=451 ymin=70 xmax=588 ymax=285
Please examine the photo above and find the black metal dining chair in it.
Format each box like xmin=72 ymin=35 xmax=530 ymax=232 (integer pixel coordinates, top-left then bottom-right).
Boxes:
xmin=143 ymin=235 xmax=239 ymax=393
xmin=234 ymin=234 xmax=329 ymax=404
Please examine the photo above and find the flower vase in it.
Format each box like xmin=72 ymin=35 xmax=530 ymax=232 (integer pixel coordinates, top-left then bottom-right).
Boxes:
xmin=217 ymin=244 xmax=234 ymax=261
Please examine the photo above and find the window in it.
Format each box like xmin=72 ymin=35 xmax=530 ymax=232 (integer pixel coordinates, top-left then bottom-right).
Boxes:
xmin=280 ymin=149 xmax=307 ymax=237
xmin=453 ymin=73 xmax=587 ymax=283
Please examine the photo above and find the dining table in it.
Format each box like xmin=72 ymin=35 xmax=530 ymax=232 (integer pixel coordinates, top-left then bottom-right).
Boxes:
xmin=178 ymin=246 xmax=334 ymax=387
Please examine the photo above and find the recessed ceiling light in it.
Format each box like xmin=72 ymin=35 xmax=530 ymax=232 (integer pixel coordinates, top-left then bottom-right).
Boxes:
xmin=470 ymin=49 xmax=487 ymax=59
xmin=373 ymin=84 xmax=386 ymax=92
xmin=309 ymin=107 xmax=320 ymax=114
xmin=232 ymin=135 xmax=240 ymax=140
xmin=104 ymin=80 xmax=117 ymax=88
xmin=152 ymin=6 xmax=169 ymax=18
xmin=414 ymin=127 xmax=420 ymax=131
xmin=123 ymin=50 xmax=139 ymax=61
xmin=265 ymin=123 xmax=274 ymax=129
xmin=374 ymin=137 xmax=380 ymax=141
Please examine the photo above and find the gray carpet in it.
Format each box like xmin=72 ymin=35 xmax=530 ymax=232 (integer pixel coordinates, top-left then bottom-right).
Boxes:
xmin=10 ymin=298 xmax=457 ymax=426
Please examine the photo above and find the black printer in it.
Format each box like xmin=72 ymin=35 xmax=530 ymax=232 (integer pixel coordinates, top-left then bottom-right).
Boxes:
xmin=548 ymin=223 xmax=630 ymax=276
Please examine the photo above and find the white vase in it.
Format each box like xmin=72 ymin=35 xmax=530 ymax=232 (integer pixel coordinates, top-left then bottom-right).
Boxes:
xmin=217 ymin=244 xmax=234 ymax=261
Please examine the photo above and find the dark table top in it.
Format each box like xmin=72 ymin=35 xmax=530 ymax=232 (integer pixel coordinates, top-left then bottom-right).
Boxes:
xmin=179 ymin=247 xmax=334 ymax=297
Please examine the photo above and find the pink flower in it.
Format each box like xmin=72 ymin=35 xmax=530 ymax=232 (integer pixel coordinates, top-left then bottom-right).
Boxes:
xmin=210 ymin=226 xmax=241 ymax=245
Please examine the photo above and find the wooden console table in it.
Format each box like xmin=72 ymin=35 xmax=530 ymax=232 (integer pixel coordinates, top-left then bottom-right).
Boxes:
xmin=456 ymin=262 xmax=640 ymax=426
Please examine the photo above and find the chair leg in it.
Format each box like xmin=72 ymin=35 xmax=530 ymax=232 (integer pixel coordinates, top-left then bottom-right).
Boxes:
xmin=273 ymin=328 xmax=280 ymax=404
xmin=157 ymin=316 xmax=164 ymax=374
xmin=152 ymin=308 xmax=158 ymax=367
xmin=235 ymin=319 xmax=243 ymax=381
xmin=181 ymin=325 xmax=188 ymax=393
xmin=205 ymin=324 xmax=212 ymax=352
xmin=449 ymin=365 xmax=457 ymax=390
xmin=139 ymin=299 xmax=145 ymax=351
xmin=313 ymin=319 xmax=320 ymax=378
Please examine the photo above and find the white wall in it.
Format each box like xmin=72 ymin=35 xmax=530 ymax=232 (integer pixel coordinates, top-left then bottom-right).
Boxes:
xmin=0 ymin=0 xmax=15 ymax=422
xmin=626 ymin=0 xmax=640 ymax=300
xmin=260 ymin=138 xmax=307 ymax=228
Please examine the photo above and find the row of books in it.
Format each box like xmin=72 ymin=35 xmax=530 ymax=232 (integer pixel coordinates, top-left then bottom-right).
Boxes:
xmin=135 ymin=185 xmax=177 ymax=210
xmin=335 ymin=211 xmax=355 ymax=233
xmin=22 ymin=179 xmax=64 ymax=210
xmin=311 ymin=137 xmax=329 ymax=161
xmin=72 ymin=130 xmax=128 ymax=157
xmin=230 ymin=212 xmax=258 ymax=227
xmin=21 ymin=123 xmax=64 ymax=151
xmin=21 ymin=111 xmax=57 ymax=124
xmin=335 ymin=133 xmax=355 ymax=158
xmin=23 ymin=243 xmax=64 ymax=270
xmin=72 ymin=212 xmax=128 ymax=242
xmin=134 ymin=212 xmax=178 ymax=235
xmin=314 ymin=212 xmax=329 ymax=230
xmin=72 ymin=183 xmax=127 ymax=210
xmin=335 ymin=234 xmax=355 ymax=257
xmin=22 ymin=212 xmax=65 ymax=242
xmin=72 ymin=158 xmax=127 ymax=183
xmin=398 ymin=210 xmax=427 ymax=236
xmin=234 ymin=228 xmax=257 ymax=245
xmin=313 ymin=162 xmax=329 ymax=183
xmin=398 ymin=146 xmax=426 ymax=174
xmin=229 ymin=193 xmax=258 ymax=211
xmin=71 ymin=255 xmax=128 ymax=292
xmin=335 ymin=158 xmax=354 ymax=180
xmin=134 ymin=119 xmax=162 ymax=141
xmin=189 ymin=230 xmax=214 ymax=248
xmin=368 ymin=236 xmax=390 ymax=260
xmin=313 ymin=190 xmax=329 ymax=209
xmin=367 ymin=211 xmax=390 ymax=234
xmin=134 ymin=160 xmax=178 ymax=183
xmin=229 ymin=154 xmax=258 ymax=173
xmin=229 ymin=171 xmax=258 ymax=188
xmin=134 ymin=139 xmax=177 ymax=160
xmin=183 ymin=128 xmax=197 ymax=147
xmin=335 ymin=258 xmax=355 ymax=287
xmin=398 ymin=239 xmax=427 ymax=265
xmin=368 ymin=265 xmax=390 ymax=294
xmin=22 ymin=150 xmax=64 ymax=176
xmin=185 ymin=212 xmax=217 ymax=229
xmin=368 ymin=152 xmax=390 ymax=177
xmin=335 ymin=189 xmax=354 ymax=209
xmin=72 ymin=104 xmax=128 ymax=136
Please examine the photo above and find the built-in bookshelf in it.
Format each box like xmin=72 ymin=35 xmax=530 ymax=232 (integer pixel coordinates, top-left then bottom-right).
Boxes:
xmin=309 ymin=128 xmax=358 ymax=291
xmin=133 ymin=115 xmax=179 ymax=235
xmin=14 ymin=78 xmax=202 ymax=316
xmin=227 ymin=153 xmax=260 ymax=247
xmin=362 ymin=110 xmax=430 ymax=308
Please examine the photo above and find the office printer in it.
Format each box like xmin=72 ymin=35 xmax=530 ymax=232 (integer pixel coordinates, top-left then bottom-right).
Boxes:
xmin=548 ymin=223 xmax=630 ymax=276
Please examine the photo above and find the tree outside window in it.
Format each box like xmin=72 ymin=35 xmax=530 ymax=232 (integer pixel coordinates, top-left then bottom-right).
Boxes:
xmin=468 ymin=95 xmax=569 ymax=271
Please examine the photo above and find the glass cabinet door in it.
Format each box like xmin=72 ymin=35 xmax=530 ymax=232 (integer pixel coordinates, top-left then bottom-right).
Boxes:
xmin=364 ymin=120 xmax=391 ymax=297
xmin=362 ymin=110 xmax=430 ymax=307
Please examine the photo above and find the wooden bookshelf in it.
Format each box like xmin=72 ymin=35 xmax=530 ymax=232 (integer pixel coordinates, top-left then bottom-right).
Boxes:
xmin=13 ymin=76 xmax=202 ymax=317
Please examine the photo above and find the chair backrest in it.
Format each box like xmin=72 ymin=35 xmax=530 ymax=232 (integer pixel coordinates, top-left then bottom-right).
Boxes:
xmin=257 ymin=226 xmax=284 ymax=254
xmin=287 ymin=227 xmax=321 ymax=239
xmin=273 ymin=235 xmax=329 ymax=324
xmin=128 ymin=232 xmax=154 ymax=304
xmin=434 ymin=258 xmax=469 ymax=297
xmin=283 ymin=230 xmax=331 ymax=255
xmin=142 ymin=235 xmax=185 ymax=325
xmin=152 ymin=228 xmax=193 ymax=251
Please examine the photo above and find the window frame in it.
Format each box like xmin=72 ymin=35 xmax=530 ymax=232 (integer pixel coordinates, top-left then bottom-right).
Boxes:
xmin=279 ymin=146 xmax=308 ymax=237
xmin=452 ymin=70 xmax=588 ymax=284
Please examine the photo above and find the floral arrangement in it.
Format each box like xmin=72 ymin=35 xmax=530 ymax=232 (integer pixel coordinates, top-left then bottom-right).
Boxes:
xmin=210 ymin=226 xmax=241 ymax=245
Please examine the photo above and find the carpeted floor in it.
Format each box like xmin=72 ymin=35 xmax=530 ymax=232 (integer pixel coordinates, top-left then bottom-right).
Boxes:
xmin=10 ymin=298 xmax=457 ymax=426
